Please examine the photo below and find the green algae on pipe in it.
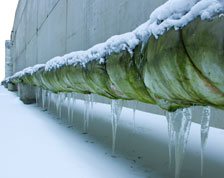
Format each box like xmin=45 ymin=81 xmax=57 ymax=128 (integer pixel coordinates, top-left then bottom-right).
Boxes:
xmin=106 ymin=44 xmax=156 ymax=104
xmin=143 ymin=16 xmax=224 ymax=111
xmin=143 ymin=28 xmax=194 ymax=111
xmin=84 ymin=60 xmax=125 ymax=99
xmin=182 ymin=16 xmax=224 ymax=107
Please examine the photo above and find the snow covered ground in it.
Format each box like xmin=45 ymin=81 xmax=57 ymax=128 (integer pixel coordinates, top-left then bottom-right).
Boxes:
xmin=0 ymin=86 xmax=151 ymax=178
xmin=1 ymin=85 xmax=224 ymax=178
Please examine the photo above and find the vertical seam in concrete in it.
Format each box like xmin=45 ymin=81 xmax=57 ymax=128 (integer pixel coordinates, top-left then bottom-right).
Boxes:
xmin=14 ymin=0 xmax=28 ymax=72
xmin=84 ymin=0 xmax=88 ymax=49
xmin=65 ymin=0 xmax=68 ymax=53
xmin=38 ymin=0 xmax=61 ymax=31
xmin=24 ymin=0 xmax=28 ymax=68
xmin=13 ymin=0 xmax=28 ymax=32
xmin=36 ymin=0 xmax=39 ymax=65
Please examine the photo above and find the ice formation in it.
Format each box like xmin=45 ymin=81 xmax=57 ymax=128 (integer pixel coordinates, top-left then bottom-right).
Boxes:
xmin=132 ymin=100 xmax=138 ymax=133
xmin=71 ymin=93 xmax=77 ymax=124
xmin=47 ymin=91 xmax=52 ymax=111
xmin=41 ymin=89 xmax=47 ymax=109
xmin=167 ymin=108 xmax=192 ymax=178
xmin=35 ymin=87 xmax=41 ymax=106
xmin=83 ymin=94 xmax=91 ymax=134
xmin=166 ymin=111 xmax=175 ymax=168
xmin=58 ymin=92 xmax=66 ymax=119
xmin=200 ymin=106 xmax=211 ymax=176
xmin=90 ymin=94 xmax=94 ymax=121
xmin=67 ymin=93 xmax=72 ymax=123
xmin=56 ymin=92 xmax=61 ymax=115
xmin=111 ymin=99 xmax=123 ymax=156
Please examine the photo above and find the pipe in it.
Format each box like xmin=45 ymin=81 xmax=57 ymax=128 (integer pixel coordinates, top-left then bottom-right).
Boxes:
xmin=4 ymin=15 xmax=224 ymax=111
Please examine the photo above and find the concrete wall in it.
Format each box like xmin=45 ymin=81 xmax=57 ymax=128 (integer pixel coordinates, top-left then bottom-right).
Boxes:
xmin=10 ymin=0 xmax=166 ymax=73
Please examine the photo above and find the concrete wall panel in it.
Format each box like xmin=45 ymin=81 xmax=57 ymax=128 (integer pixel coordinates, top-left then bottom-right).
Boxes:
xmin=37 ymin=0 xmax=60 ymax=28
xmin=15 ymin=10 xmax=26 ymax=59
xmin=25 ymin=35 xmax=38 ymax=67
xmin=37 ymin=0 xmax=67 ymax=64
xmin=66 ymin=0 xmax=87 ymax=52
xmin=26 ymin=0 xmax=38 ymax=44
xmin=66 ymin=0 xmax=166 ymax=54
xmin=14 ymin=49 xmax=26 ymax=72
xmin=12 ymin=0 xmax=26 ymax=33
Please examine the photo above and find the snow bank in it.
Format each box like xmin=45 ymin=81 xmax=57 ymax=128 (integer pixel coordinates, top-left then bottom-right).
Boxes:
xmin=6 ymin=0 xmax=224 ymax=81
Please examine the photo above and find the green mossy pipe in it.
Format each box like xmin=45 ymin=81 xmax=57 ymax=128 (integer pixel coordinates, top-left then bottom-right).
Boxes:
xmin=182 ymin=16 xmax=224 ymax=107
xmin=84 ymin=60 xmax=121 ymax=99
xmin=106 ymin=44 xmax=156 ymax=104
xmin=143 ymin=16 xmax=224 ymax=111
xmin=11 ymin=77 xmax=21 ymax=84
xmin=143 ymin=28 xmax=194 ymax=111
xmin=32 ymin=70 xmax=47 ymax=89
xmin=41 ymin=69 xmax=68 ymax=92
xmin=21 ymin=74 xmax=34 ymax=85
xmin=59 ymin=64 xmax=91 ymax=94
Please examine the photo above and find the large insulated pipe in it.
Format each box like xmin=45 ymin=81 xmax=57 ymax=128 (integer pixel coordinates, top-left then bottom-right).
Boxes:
xmin=5 ymin=15 xmax=224 ymax=111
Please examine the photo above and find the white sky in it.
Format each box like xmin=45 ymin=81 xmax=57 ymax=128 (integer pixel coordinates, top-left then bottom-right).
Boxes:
xmin=0 ymin=0 xmax=18 ymax=81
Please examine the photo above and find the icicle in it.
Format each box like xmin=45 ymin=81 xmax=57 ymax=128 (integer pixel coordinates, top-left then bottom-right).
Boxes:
xmin=166 ymin=111 xmax=175 ymax=168
xmin=58 ymin=92 xmax=66 ymax=119
xmin=67 ymin=93 xmax=73 ymax=123
xmin=35 ymin=87 xmax=38 ymax=105
xmin=111 ymin=99 xmax=123 ymax=156
xmin=83 ymin=94 xmax=91 ymax=134
xmin=71 ymin=93 xmax=76 ymax=125
xmin=170 ymin=108 xmax=192 ymax=178
xmin=35 ymin=87 xmax=41 ymax=106
xmin=41 ymin=89 xmax=47 ymax=109
xmin=90 ymin=94 xmax=94 ymax=121
xmin=56 ymin=92 xmax=61 ymax=115
xmin=47 ymin=91 xmax=51 ymax=111
xmin=132 ymin=100 xmax=138 ymax=133
xmin=200 ymin=106 xmax=211 ymax=176
xmin=51 ymin=92 xmax=56 ymax=111
xmin=61 ymin=92 xmax=66 ymax=120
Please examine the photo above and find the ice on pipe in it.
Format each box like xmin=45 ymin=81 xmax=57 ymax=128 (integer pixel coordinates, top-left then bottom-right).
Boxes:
xmin=83 ymin=94 xmax=91 ymax=134
xmin=71 ymin=93 xmax=77 ymax=125
xmin=35 ymin=87 xmax=41 ymax=106
xmin=111 ymin=99 xmax=123 ymax=156
xmin=132 ymin=100 xmax=138 ymax=133
xmin=41 ymin=89 xmax=47 ymax=109
xmin=66 ymin=93 xmax=72 ymax=123
xmin=167 ymin=108 xmax=192 ymax=178
xmin=200 ymin=106 xmax=211 ymax=176
xmin=58 ymin=92 xmax=66 ymax=119
xmin=56 ymin=92 xmax=61 ymax=116
xmin=90 ymin=94 xmax=94 ymax=121
xmin=166 ymin=111 xmax=175 ymax=168
xmin=47 ymin=91 xmax=52 ymax=111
